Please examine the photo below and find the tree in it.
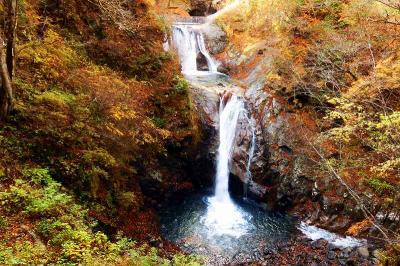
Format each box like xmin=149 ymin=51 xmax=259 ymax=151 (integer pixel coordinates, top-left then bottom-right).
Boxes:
xmin=0 ymin=0 xmax=18 ymax=120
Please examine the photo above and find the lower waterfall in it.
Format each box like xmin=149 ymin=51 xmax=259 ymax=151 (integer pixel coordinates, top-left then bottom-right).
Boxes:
xmin=203 ymin=94 xmax=250 ymax=237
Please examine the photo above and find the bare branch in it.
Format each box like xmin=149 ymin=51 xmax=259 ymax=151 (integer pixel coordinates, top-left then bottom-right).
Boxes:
xmin=311 ymin=144 xmax=392 ymax=242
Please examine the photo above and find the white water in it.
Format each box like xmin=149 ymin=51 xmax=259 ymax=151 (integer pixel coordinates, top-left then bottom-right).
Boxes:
xmin=197 ymin=33 xmax=218 ymax=72
xmin=215 ymin=95 xmax=243 ymax=201
xmin=203 ymin=94 xmax=251 ymax=237
xmin=172 ymin=24 xmax=219 ymax=75
xmin=299 ymin=222 xmax=367 ymax=248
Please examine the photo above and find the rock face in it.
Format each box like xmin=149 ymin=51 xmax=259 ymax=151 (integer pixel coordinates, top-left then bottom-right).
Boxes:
xmin=188 ymin=21 xmax=374 ymax=234
xmin=211 ymin=39 xmax=377 ymax=233
xmin=202 ymin=23 xmax=228 ymax=55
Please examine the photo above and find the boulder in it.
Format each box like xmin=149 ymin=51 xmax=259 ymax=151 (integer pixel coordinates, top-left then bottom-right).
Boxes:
xmin=357 ymin=246 xmax=370 ymax=259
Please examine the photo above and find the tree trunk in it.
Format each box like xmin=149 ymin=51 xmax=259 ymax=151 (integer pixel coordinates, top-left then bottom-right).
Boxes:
xmin=5 ymin=0 xmax=18 ymax=79
xmin=0 ymin=0 xmax=18 ymax=120
xmin=0 ymin=36 xmax=13 ymax=120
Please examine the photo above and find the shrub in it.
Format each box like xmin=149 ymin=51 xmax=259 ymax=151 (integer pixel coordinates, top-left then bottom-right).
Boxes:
xmin=152 ymin=116 xmax=166 ymax=128
xmin=82 ymin=148 xmax=117 ymax=169
xmin=116 ymin=191 xmax=142 ymax=211
xmin=0 ymin=217 xmax=6 ymax=229
xmin=172 ymin=76 xmax=189 ymax=95
xmin=368 ymin=178 xmax=395 ymax=194
xmin=35 ymin=90 xmax=76 ymax=110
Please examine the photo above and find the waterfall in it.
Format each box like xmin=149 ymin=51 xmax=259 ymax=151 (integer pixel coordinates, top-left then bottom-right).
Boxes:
xmin=215 ymin=94 xmax=244 ymax=202
xmin=196 ymin=33 xmax=218 ymax=73
xmin=163 ymin=34 xmax=170 ymax=51
xmin=172 ymin=18 xmax=252 ymax=238
xmin=172 ymin=25 xmax=198 ymax=74
xmin=172 ymin=23 xmax=219 ymax=75
xmin=203 ymin=94 xmax=250 ymax=237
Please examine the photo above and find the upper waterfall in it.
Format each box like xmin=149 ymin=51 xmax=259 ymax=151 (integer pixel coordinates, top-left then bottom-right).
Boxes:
xmin=172 ymin=22 xmax=219 ymax=75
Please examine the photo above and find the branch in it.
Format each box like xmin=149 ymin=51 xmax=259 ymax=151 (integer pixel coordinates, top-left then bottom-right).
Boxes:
xmin=374 ymin=0 xmax=400 ymax=10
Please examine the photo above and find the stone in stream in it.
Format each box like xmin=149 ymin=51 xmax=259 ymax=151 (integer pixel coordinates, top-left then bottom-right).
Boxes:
xmin=327 ymin=250 xmax=336 ymax=260
xmin=328 ymin=243 xmax=340 ymax=251
xmin=357 ymin=246 xmax=370 ymax=259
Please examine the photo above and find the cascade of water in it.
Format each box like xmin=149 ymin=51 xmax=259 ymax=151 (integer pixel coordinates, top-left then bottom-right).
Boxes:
xmin=172 ymin=18 xmax=254 ymax=238
xmin=196 ymin=33 xmax=218 ymax=72
xmin=203 ymin=93 xmax=250 ymax=237
xmin=162 ymin=34 xmax=170 ymax=51
xmin=172 ymin=26 xmax=198 ymax=74
xmin=214 ymin=94 xmax=243 ymax=202
xmin=172 ymin=23 xmax=219 ymax=75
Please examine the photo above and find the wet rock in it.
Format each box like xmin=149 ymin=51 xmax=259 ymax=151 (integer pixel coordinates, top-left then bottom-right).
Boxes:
xmin=190 ymin=83 xmax=219 ymax=127
xmin=321 ymin=195 xmax=344 ymax=215
xmin=312 ymin=182 xmax=321 ymax=199
xmin=328 ymin=243 xmax=340 ymax=251
xmin=149 ymin=237 xmax=160 ymax=247
xmin=342 ymin=247 xmax=353 ymax=257
xmin=371 ymin=258 xmax=379 ymax=265
xmin=357 ymin=246 xmax=370 ymax=259
xmin=372 ymin=249 xmax=380 ymax=258
xmin=312 ymin=239 xmax=328 ymax=249
xmin=203 ymin=23 xmax=227 ymax=54
xmin=327 ymin=251 xmax=336 ymax=260
xmin=346 ymin=258 xmax=357 ymax=265
xmin=217 ymin=64 xmax=229 ymax=74
xmin=196 ymin=53 xmax=209 ymax=71
xmin=309 ymin=208 xmax=321 ymax=223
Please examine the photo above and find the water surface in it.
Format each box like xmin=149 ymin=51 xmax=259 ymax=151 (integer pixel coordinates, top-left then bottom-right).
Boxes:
xmin=159 ymin=193 xmax=297 ymax=263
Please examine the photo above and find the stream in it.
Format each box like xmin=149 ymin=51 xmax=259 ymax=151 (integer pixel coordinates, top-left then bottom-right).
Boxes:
xmin=158 ymin=16 xmax=367 ymax=265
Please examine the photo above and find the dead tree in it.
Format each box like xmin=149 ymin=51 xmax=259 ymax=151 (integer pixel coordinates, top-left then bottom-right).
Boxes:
xmin=0 ymin=0 xmax=18 ymax=120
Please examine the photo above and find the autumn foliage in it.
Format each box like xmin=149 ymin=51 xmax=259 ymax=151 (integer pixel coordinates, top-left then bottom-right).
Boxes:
xmin=0 ymin=0 xmax=201 ymax=264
